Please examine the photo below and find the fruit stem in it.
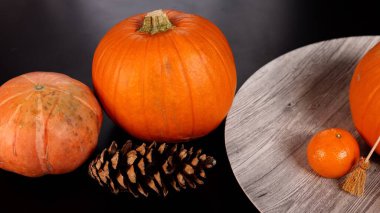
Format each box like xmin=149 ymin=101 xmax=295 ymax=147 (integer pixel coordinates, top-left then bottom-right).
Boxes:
xmin=138 ymin=9 xmax=174 ymax=35
xmin=35 ymin=84 xmax=44 ymax=90
xmin=365 ymin=136 xmax=380 ymax=162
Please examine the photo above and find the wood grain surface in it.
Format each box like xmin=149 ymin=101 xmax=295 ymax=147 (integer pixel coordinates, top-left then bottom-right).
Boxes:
xmin=225 ymin=36 xmax=380 ymax=213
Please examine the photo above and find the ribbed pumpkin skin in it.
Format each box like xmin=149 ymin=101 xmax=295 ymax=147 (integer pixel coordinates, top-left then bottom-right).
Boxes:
xmin=0 ymin=72 xmax=102 ymax=177
xmin=92 ymin=10 xmax=237 ymax=142
xmin=350 ymin=42 xmax=380 ymax=154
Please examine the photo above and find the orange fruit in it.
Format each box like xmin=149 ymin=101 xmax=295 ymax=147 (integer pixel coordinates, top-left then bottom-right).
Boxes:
xmin=307 ymin=128 xmax=360 ymax=178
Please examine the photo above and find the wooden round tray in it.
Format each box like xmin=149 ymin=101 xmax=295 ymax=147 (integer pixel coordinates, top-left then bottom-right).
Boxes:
xmin=225 ymin=36 xmax=380 ymax=212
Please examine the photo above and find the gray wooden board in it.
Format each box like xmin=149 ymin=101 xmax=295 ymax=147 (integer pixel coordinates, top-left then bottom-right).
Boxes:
xmin=225 ymin=36 xmax=380 ymax=213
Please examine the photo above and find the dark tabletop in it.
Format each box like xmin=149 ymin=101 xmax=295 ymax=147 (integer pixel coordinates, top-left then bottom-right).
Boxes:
xmin=0 ymin=1 xmax=379 ymax=212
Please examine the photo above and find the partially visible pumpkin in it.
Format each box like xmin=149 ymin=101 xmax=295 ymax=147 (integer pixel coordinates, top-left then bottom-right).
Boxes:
xmin=92 ymin=9 xmax=237 ymax=142
xmin=0 ymin=72 xmax=102 ymax=177
xmin=350 ymin=42 xmax=380 ymax=154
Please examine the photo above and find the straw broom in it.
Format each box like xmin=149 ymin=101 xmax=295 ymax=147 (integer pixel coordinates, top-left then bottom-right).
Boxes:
xmin=342 ymin=136 xmax=380 ymax=196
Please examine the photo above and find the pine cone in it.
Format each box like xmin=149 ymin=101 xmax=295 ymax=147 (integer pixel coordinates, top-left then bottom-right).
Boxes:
xmin=88 ymin=140 xmax=216 ymax=197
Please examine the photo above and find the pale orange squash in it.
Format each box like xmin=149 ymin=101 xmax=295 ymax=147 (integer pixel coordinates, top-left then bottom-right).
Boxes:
xmin=0 ymin=72 xmax=102 ymax=177
xmin=92 ymin=9 xmax=237 ymax=142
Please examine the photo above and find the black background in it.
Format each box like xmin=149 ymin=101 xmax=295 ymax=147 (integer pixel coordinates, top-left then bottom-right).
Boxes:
xmin=1 ymin=1 xmax=379 ymax=212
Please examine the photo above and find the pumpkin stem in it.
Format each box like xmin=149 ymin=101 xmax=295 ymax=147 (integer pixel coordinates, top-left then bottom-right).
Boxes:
xmin=138 ymin=9 xmax=174 ymax=35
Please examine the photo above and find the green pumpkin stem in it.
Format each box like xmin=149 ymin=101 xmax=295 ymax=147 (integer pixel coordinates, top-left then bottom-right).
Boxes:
xmin=138 ymin=9 xmax=174 ymax=35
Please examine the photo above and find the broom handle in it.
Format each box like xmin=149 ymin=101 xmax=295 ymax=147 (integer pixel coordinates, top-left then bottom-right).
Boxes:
xmin=365 ymin=136 xmax=380 ymax=162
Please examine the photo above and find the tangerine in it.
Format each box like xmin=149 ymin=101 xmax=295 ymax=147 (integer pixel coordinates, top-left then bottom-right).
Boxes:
xmin=307 ymin=128 xmax=360 ymax=178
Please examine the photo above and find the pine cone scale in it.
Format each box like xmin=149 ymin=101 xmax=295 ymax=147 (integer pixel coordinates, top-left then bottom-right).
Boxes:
xmin=127 ymin=150 xmax=137 ymax=165
xmin=127 ymin=166 xmax=136 ymax=183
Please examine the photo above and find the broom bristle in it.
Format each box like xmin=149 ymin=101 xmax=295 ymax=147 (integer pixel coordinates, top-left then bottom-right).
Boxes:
xmin=342 ymin=157 xmax=370 ymax=196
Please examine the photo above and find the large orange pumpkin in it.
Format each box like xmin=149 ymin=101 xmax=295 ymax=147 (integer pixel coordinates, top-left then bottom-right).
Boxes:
xmin=92 ymin=9 xmax=237 ymax=142
xmin=350 ymin=42 xmax=380 ymax=154
xmin=0 ymin=72 xmax=102 ymax=177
